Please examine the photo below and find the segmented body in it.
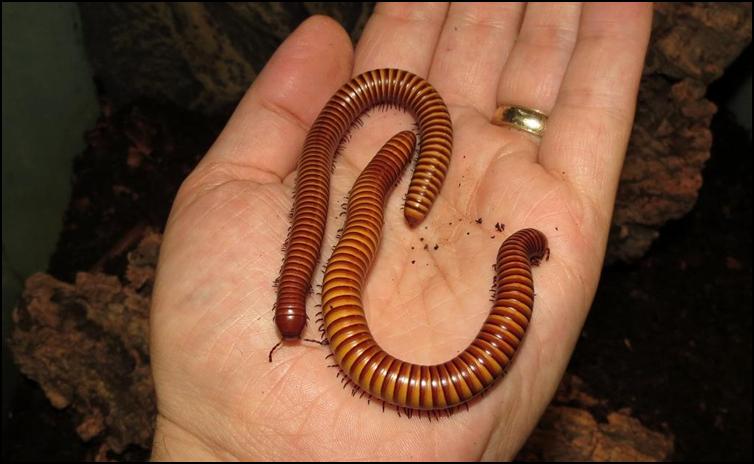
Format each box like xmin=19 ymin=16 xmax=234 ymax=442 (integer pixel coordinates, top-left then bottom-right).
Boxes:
xmin=321 ymin=134 xmax=549 ymax=409
xmin=275 ymin=69 xmax=453 ymax=339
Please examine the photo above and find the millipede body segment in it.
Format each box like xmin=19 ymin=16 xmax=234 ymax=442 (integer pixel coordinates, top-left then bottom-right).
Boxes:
xmin=321 ymin=152 xmax=549 ymax=410
xmin=275 ymin=69 xmax=453 ymax=339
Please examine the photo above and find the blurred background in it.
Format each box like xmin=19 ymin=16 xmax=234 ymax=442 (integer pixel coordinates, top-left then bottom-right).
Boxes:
xmin=3 ymin=3 xmax=751 ymax=461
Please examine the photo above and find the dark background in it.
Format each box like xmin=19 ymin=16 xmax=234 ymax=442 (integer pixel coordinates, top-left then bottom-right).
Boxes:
xmin=567 ymin=45 xmax=752 ymax=461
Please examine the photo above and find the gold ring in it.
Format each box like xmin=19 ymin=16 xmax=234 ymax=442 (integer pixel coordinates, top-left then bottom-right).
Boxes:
xmin=491 ymin=105 xmax=548 ymax=138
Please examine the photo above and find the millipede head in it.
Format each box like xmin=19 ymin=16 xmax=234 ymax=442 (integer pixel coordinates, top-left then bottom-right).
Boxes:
xmin=275 ymin=312 xmax=306 ymax=340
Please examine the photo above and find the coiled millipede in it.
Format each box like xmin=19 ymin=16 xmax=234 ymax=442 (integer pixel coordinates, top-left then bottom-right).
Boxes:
xmin=275 ymin=69 xmax=453 ymax=340
xmin=320 ymin=129 xmax=549 ymax=412
xmin=274 ymin=68 xmax=549 ymax=412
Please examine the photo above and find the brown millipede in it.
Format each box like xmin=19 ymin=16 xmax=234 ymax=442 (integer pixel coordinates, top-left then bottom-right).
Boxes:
xmin=321 ymin=137 xmax=549 ymax=410
xmin=274 ymin=69 xmax=453 ymax=340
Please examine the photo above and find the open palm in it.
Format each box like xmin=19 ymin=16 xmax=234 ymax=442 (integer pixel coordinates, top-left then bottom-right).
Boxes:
xmin=150 ymin=3 xmax=652 ymax=460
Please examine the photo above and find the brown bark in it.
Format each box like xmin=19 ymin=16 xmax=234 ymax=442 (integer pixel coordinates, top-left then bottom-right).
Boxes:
xmin=10 ymin=232 xmax=160 ymax=455
xmin=517 ymin=375 xmax=674 ymax=461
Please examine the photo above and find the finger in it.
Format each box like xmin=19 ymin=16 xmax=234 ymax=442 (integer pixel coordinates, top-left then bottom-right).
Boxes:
xmin=198 ymin=16 xmax=354 ymax=182
xmin=429 ymin=2 xmax=525 ymax=116
xmin=353 ymin=2 xmax=449 ymax=76
xmin=539 ymin=3 xmax=652 ymax=214
xmin=496 ymin=3 xmax=581 ymax=114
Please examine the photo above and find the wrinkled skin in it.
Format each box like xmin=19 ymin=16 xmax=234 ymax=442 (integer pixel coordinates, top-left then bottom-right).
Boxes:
xmin=150 ymin=3 xmax=652 ymax=461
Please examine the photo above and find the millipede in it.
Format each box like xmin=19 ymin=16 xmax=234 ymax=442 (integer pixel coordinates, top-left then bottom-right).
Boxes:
xmin=320 ymin=127 xmax=549 ymax=410
xmin=273 ymin=68 xmax=549 ymax=412
xmin=274 ymin=69 xmax=453 ymax=341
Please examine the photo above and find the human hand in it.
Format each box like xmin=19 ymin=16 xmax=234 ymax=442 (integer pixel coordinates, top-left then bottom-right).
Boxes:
xmin=149 ymin=3 xmax=652 ymax=460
